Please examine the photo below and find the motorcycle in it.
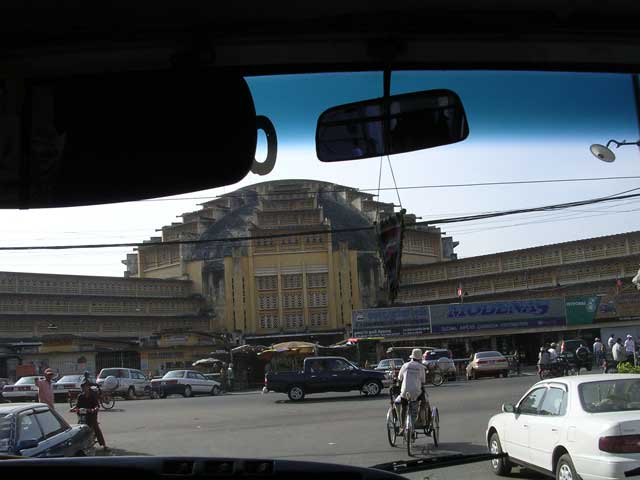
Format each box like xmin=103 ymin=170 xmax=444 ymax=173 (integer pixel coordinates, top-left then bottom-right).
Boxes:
xmin=538 ymin=357 xmax=570 ymax=379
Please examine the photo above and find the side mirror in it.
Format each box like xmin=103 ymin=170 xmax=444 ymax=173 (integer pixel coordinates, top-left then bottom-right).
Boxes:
xmin=502 ymin=403 xmax=516 ymax=414
xmin=16 ymin=439 xmax=39 ymax=452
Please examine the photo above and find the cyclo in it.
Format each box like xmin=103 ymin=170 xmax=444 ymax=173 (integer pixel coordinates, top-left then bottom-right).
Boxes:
xmin=386 ymin=379 xmax=440 ymax=455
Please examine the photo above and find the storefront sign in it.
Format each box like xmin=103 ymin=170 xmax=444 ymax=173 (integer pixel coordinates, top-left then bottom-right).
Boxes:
xmin=565 ymin=296 xmax=601 ymax=325
xmin=352 ymin=306 xmax=430 ymax=337
xmin=596 ymin=293 xmax=640 ymax=321
xmin=430 ymin=299 xmax=566 ymax=333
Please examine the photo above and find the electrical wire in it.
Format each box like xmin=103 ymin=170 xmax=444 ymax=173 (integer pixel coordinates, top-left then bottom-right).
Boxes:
xmin=3 ymin=189 xmax=640 ymax=251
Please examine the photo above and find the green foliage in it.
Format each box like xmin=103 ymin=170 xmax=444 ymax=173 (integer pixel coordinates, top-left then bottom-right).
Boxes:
xmin=616 ymin=362 xmax=640 ymax=374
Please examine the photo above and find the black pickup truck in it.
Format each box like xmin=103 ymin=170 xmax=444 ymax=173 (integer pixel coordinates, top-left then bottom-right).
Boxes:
xmin=265 ymin=356 xmax=386 ymax=401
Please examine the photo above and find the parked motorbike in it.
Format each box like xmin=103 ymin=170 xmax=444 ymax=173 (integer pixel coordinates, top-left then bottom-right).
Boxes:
xmin=538 ymin=357 xmax=570 ymax=379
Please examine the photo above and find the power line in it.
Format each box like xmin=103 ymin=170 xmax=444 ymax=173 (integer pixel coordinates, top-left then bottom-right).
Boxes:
xmin=3 ymin=189 xmax=640 ymax=251
xmin=140 ymin=175 xmax=640 ymax=202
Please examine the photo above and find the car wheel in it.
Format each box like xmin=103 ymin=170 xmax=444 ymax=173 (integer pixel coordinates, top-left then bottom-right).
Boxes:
xmin=183 ymin=385 xmax=193 ymax=398
xmin=362 ymin=380 xmax=382 ymax=396
xmin=489 ymin=432 xmax=511 ymax=476
xmin=144 ymin=386 xmax=152 ymax=398
xmin=211 ymin=385 xmax=221 ymax=396
xmin=556 ymin=454 xmax=578 ymax=480
xmin=287 ymin=385 xmax=305 ymax=401
xmin=160 ymin=392 xmax=167 ymax=399
xmin=502 ymin=370 xmax=509 ymax=378
xmin=127 ymin=386 xmax=136 ymax=400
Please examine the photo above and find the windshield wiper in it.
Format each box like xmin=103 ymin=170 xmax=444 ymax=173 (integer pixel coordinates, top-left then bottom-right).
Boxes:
xmin=371 ymin=453 xmax=508 ymax=474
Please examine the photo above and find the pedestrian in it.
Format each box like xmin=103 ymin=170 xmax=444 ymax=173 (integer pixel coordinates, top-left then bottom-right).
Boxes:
xmin=612 ymin=338 xmax=626 ymax=363
xmin=227 ymin=363 xmax=234 ymax=392
xmin=75 ymin=380 xmax=107 ymax=450
xmin=219 ymin=364 xmax=228 ymax=393
xmin=35 ymin=368 xmax=56 ymax=409
xmin=593 ymin=337 xmax=604 ymax=367
xmin=625 ymin=335 xmax=636 ymax=366
xmin=548 ymin=343 xmax=559 ymax=362
xmin=608 ymin=334 xmax=616 ymax=352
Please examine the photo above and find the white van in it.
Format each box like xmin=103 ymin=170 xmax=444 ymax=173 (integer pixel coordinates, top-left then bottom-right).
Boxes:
xmin=96 ymin=368 xmax=151 ymax=399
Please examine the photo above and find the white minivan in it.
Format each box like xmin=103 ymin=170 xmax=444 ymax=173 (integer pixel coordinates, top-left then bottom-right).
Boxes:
xmin=96 ymin=368 xmax=151 ymax=399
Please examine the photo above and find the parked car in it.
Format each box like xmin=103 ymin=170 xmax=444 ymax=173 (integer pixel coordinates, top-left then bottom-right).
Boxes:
xmin=466 ymin=351 xmax=509 ymax=380
xmin=265 ymin=356 xmax=385 ymax=401
xmin=0 ymin=402 xmax=94 ymax=457
xmin=374 ymin=358 xmax=403 ymax=387
xmin=560 ymin=338 xmax=593 ymax=371
xmin=2 ymin=376 xmax=45 ymax=402
xmin=53 ymin=375 xmax=95 ymax=403
xmin=0 ymin=379 xmax=10 ymax=403
xmin=487 ymin=374 xmax=640 ymax=480
xmin=151 ymin=370 xmax=222 ymax=398
xmin=423 ymin=349 xmax=457 ymax=380
xmin=96 ymin=368 xmax=151 ymax=399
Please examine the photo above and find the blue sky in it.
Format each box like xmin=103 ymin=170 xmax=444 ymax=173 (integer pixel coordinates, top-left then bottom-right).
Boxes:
xmin=0 ymin=71 xmax=639 ymax=276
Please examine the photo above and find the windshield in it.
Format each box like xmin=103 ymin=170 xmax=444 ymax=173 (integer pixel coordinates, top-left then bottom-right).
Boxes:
xmin=580 ymin=379 xmax=640 ymax=412
xmin=15 ymin=377 xmax=37 ymax=385
xmin=2 ymin=69 xmax=640 ymax=475
xmin=0 ymin=414 xmax=11 ymax=453
xmin=57 ymin=375 xmax=83 ymax=383
xmin=476 ymin=352 xmax=503 ymax=359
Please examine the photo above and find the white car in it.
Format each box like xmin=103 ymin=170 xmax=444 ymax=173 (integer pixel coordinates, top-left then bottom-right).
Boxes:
xmin=1 ymin=376 xmax=44 ymax=402
xmin=487 ymin=374 xmax=640 ymax=480
xmin=151 ymin=370 xmax=222 ymax=398
xmin=96 ymin=367 xmax=151 ymax=399
xmin=54 ymin=374 xmax=96 ymax=400
xmin=423 ymin=349 xmax=457 ymax=379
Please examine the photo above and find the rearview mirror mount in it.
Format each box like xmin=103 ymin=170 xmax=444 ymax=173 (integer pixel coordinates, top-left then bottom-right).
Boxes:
xmin=316 ymin=89 xmax=468 ymax=162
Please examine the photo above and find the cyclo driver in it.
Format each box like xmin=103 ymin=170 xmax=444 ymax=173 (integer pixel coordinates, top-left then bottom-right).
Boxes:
xmin=397 ymin=348 xmax=431 ymax=431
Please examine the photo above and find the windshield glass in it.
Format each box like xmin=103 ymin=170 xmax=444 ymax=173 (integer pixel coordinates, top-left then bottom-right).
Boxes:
xmin=57 ymin=375 xmax=82 ymax=383
xmin=580 ymin=379 xmax=640 ymax=412
xmin=15 ymin=377 xmax=37 ymax=385
xmin=2 ymin=69 xmax=640 ymax=473
xmin=476 ymin=352 xmax=503 ymax=359
xmin=0 ymin=414 xmax=11 ymax=453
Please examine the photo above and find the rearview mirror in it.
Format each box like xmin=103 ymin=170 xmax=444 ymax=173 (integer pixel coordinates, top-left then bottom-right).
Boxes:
xmin=502 ymin=403 xmax=516 ymax=413
xmin=316 ymin=89 xmax=468 ymax=162
xmin=16 ymin=439 xmax=39 ymax=452
xmin=1 ymin=71 xmax=259 ymax=208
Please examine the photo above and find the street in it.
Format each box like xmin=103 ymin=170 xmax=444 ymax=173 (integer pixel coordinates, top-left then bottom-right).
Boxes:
xmin=58 ymin=373 xmax=546 ymax=480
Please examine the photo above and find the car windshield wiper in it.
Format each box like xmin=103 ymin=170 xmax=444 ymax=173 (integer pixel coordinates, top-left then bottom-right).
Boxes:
xmin=371 ymin=453 xmax=507 ymax=474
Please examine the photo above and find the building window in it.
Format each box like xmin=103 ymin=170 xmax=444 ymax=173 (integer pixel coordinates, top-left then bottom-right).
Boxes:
xmin=310 ymin=310 xmax=328 ymax=327
xmin=259 ymin=313 xmax=279 ymax=329
xmin=283 ymin=292 xmax=304 ymax=309
xmin=258 ymin=294 xmax=278 ymax=310
xmin=307 ymin=273 xmax=328 ymax=289
xmin=256 ymin=275 xmax=277 ymax=291
xmin=284 ymin=311 xmax=304 ymax=329
xmin=308 ymin=291 xmax=328 ymax=307
xmin=282 ymin=274 xmax=302 ymax=289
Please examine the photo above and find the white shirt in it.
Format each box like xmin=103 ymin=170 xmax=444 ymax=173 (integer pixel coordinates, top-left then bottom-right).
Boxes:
xmin=398 ymin=360 xmax=426 ymax=400
xmin=625 ymin=338 xmax=636 ymax=353
xmin=608 ymin=337 xmax=616 ymax=350
xmin=593 ymin=341 xmax=603 ymax=354
xmin=613 ymin=343 xmax=626 ymax=361
xmin=548 ymin=348 xmax=558 ymax=361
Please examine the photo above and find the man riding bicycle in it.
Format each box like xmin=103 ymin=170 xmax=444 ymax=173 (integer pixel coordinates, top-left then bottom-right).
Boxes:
xmin=397 ymin=348 xmax=430 ymax=431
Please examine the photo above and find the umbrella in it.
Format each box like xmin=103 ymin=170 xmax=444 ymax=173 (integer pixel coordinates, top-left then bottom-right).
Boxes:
xmin=192 ymin=358 xmax=222 ymax=367
xmin=257 ymin=348 xmax=276 ymax=361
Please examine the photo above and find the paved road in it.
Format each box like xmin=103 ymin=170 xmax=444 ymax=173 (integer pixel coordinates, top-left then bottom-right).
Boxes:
xmin=59 ymin=374 xmax=543 ymax=480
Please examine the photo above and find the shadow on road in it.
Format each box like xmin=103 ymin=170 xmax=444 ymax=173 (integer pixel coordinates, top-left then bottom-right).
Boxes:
xmin=407 ymin=441 xmax=487 ymax=459
xmin=275 ymin=394 xmax=386 ymax=404
xmin=95 ymin=447 xmax=150 ymax=456
xmin=97 ymin=408 xmax=126 ymax=413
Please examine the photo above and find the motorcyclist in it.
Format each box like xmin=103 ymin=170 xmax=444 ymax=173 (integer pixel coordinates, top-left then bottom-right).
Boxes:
xmin=72 ymin=379 xmax=107 ymax=450
xmin=397 ymin=349 xmax=430 ymax=432
xmin=548 ymin=343 xmax=559 ymax=362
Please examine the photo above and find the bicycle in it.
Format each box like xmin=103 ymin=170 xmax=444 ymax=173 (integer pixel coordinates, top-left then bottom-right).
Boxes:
xmin=69 ymin=385 xmax=116 ymax=410
xmin=424 ymin=363 xmax=445 ymax=387
xmin=403 ymin=391 xmax=439 ymax=456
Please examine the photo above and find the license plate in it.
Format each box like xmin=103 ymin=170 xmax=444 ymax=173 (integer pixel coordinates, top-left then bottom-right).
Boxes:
xmin=161 ymin=382 xmax=166 ymax=386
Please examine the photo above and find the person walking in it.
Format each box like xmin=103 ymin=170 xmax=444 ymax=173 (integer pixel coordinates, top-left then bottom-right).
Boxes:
xmin=75 ymin=380 xmax=107 ymax=450
xmin=625 ymin=335 xmax=636 ymax=366
xmin=593 ymin=338 xmax=604 ymax=367
xmin=35 ymin=368 xmax=56 ymax=409
xmin=227 ymin=363 xmax=235 ymax=392
xmin=613 ymin=338 xmax=626 ymax=363
xmin=219 ymin=364 xmax=228 ymax=393
xmin=608 ymin=334 xmax=616 ymax=352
